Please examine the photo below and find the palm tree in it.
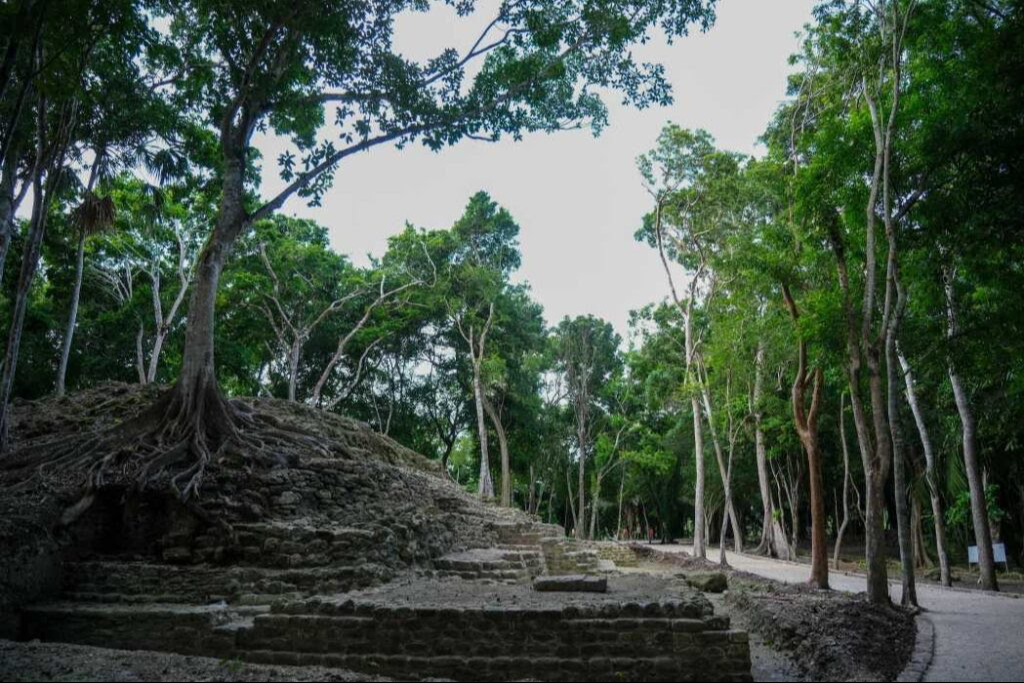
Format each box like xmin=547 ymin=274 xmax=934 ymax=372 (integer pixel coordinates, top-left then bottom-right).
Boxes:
xmin=55 ymin=187 xmax=116 ymax=395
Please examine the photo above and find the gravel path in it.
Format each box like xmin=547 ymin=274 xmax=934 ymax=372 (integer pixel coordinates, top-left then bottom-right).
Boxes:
xmin=655 ymin=544 xmax=1024 ymax=682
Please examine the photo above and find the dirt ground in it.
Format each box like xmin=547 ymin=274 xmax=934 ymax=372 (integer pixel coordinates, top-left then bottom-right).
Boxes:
xmin=0 ymin=639 xmax=388 ymax=682
xmin=337 ymin=571 xmax=711 ymax=612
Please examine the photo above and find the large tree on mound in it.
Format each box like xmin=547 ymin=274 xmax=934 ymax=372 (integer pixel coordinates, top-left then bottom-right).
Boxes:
xmin=6 ymin=0 xmax=719 ymax=501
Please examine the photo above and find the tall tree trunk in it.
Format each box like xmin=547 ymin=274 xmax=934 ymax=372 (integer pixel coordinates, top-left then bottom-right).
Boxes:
xmin=175 ymin=159 xmax=245 ymax=401
xmin=798 ymin=371 xmax=828 ymax=589
xmin=784 ymin=454 xmax=804 ymax=559
xmin=55 ymin=227 xmax=86 ymax=396
xmin=783 ymin=284 xmax=828 ymax=589
xmin=718 ymin=438 xmax=736 ymax=567
xmin=829 ymin=220 xmax=892 ymax=604
xmin=0 ymin=74 xmax=68 ymax=447
xmin=577 ymin=422 xmax=587 ymax=539
xmin=286 ymin=339 xmax=301 ymax=402
xmin=0 ymin=165 xmax=50 ymax=445
xmin=691 ymin=394 xmax=706 ymax=557
xmin=887 ymin=274 xmax=917 ymax=606
xmin=944 ymin=264 xmax=998 ymax=591
xmin=0 ymin=149 xmax=20 ymax=285
xmin=898 ymin=346 xmax=952 ymax=586
xmin=701 ymin=382 xmax=743 ymax=552
xmin=616 ymin=465 xmax=625 ymax=539
xmin=135 ymin=323 xmax=147 ymax=384
xmin=528 ymin=463 xmax=536 ymax=514
xmin=55 ymin=151 xmax=103 ymax=397
xmin=866 ymin=351 xmax=894 ymax=603
xmin=483 ymin=396 xmax=510 ymax=507
xmin=471 ymin=359 xmax=494 ymax=499
xmin=834 ymin=393 xmax=853 ymax=570
xmin=752 ymin=340 xmax=778 ymax=556
xmin=589 ymin=472 xmax=602 ymax=540
xmin=912 ymin=495 xmax=932 ymax=569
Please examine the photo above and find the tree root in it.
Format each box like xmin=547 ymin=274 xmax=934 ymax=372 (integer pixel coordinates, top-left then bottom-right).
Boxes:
xmin=0 ymin=381 xmax=344 ymax=525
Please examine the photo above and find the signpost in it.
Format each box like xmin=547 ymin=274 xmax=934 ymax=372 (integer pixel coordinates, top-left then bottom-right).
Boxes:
xmin=968 ymin=543 xmax=1010 ymax=571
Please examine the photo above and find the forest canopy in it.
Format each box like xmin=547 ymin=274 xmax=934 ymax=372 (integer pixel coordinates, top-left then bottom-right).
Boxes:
xmin=1 ymin=0 xmax=1022 ymax=610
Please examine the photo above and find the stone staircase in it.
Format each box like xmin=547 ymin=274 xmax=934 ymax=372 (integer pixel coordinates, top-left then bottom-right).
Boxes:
xmin=20 ymin=578 xmax=753 ymax=682
xmin=427 ymin=547 xmax=542 ymax=583
xmin=587 ymin=541 xmax=641 ymax=568
xmin=59 ymin=557 xmax=393 ymax=606
xmin=422 ymin=520 xmax=618 ymax=585
xmin=15 ymin=515 xmax=751 ymax=682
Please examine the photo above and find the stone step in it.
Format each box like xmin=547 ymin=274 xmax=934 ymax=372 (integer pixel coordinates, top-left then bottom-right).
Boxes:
xmin=62 ymin=560 xmax=394 ymax=602
xmin=434 ymin=569 xmax=527 ymax=582
xmin=20 ymin=601 xmax=270 ymax=655
xmin=20 ymin=593 xmax=751 ymax=682
xmin=187 ymin=522 xmax=385 ymax=568
xmin=240 ymin=651 xmax=748 ymax=682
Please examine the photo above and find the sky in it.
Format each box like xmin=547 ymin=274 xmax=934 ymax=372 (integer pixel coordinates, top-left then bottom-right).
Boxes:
xmin=256 ymin=0 xmax=818 ymax=338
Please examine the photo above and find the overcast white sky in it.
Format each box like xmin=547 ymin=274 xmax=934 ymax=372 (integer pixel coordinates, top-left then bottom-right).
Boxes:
xmin=256 ymin=0 xmax=817 ymax=337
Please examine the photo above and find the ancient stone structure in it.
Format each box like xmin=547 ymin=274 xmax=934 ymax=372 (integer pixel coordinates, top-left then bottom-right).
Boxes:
xmin=2 ymin=387 xmax=753 ymax=682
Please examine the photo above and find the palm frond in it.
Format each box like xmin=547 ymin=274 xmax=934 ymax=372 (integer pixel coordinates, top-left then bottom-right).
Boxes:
xmin=72 ymin=192 xmax=117 ymax=235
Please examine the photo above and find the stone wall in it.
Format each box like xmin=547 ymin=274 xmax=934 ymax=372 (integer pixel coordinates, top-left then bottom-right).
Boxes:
xmin=23 ymin=589 xmax=752 ymax=682
xmin=585 ymin=541 xmax=640 ymax=567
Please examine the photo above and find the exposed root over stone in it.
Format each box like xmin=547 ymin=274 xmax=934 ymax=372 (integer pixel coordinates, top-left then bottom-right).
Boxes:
xmin=0 ymin=381 xmax=344 ymax=523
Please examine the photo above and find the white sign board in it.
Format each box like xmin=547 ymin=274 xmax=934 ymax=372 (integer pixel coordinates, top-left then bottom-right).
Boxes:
xmin=968 ymin=543 xmax=1008 ymax=564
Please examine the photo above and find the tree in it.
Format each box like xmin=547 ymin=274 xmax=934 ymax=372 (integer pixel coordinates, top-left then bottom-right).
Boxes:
xmin=554 ymin=315 xmax=621 ymax=538
xmin=782 ymin=283 xmax=828 ymax=589
xmin=55 ymin=182 xmax=116 ymax=395
xmin=0 ymin=0 xmax=154 ymax=442
xmin=637 ymin=125 xmax=746 ymax=557
xmin=11 ymin=0 xmax=719 ymax=503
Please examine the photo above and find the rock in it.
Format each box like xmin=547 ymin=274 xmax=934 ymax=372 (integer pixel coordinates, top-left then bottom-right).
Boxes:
xmin=276 ymin=491 xmax=301 ymax=506
xmin=532 ymin=574 xmax=608 ymax=593
xmin=161 ymin=547 xmax=192 ymax=564
xmin=686 ymin=572 xmax=729 ymax=593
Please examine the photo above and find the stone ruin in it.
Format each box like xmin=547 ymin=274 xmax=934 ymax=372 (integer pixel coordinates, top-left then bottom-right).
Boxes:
xmin=1 ymin=387 xmax=752 ymax=682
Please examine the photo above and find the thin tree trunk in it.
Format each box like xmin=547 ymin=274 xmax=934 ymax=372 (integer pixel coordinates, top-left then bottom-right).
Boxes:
xmin=616 ymin=465 xmax=625 ymax=540
xmin=834 ymin=393 xmax=853 ymax=570
xmin=887 ymin=273 xmax=917 ymax=606
xmin=898 ymin=345 xmax=952 ymax=586
xmin=829 ymin=221 xmax=891 ymax=604
xmin=577 ymin=422 xmax=587 ymax=539
xmin=912 ymin=495 xmax=932 ymax=569
xmin=472 ymin=359 xmax=494 ymax=499
xmin=55 ymin=151 xmax=103 ymax=396
xmin=719 ymin=438 xmax=735 ymax=568
xmin=692 ymin=394 xmax=706 ymax=557
xmin=0 ymin=149 xmax=20 ymax=285
xmin=0 ymin=166 xmax=49 ymax=444
xmin=55 ymin=227 xmax=86 ymax=396
xmin=0 ymin=76 xmax=68 ymax=447
xmin=146 ymin=245 xmax=190 ymax=384
xmin=944 ymin=264 xmax=998 ymax=591
xmin=701 ymin=381 xmax=743 ymax=552
xmin=752 ymin=340 xmax=777 ymax=556
xmin=566 ymin=468 xmax=578 ymax=534
xmin=589 ymin=472 xmax=602 ymax=540
xmin=782 ymin=282 xmax=828 ymax=588
xmin=528 ymin=464 xmax=536 ymax=514
xmin=135 ymin=323 xmax=147 ymax=384
xmin=286 ymin=339 xmax=301 ymax=402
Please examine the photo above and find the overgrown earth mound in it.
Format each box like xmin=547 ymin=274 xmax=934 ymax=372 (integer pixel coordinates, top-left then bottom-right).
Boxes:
xmin=725 ymin=580 xmax=915 ymax=682
xmin=0 ymin=383 xmax=532 ymax=629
